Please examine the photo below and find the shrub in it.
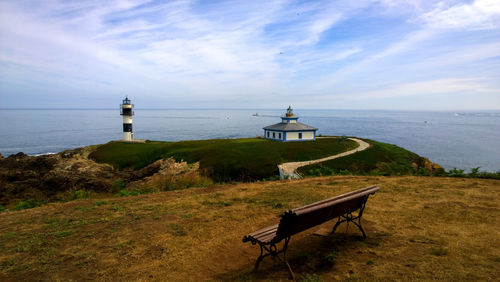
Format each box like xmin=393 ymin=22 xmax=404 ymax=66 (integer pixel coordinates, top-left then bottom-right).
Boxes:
xmin=469 ymin=167 xmax=480 ymax=178
xmin=475 ymin=171 xmax=500 ymax=179
xmin=447 ymin=168 xmax=465 ymax=177
xmin=112 ymin=178 xmax=126 ymax=192
xmin=71 ymin=189 xmax=91 ymax=200
xmin=14 ymin=199 xmax=43 ymax=210
xmin=445 ymin=167 xmax=500 ymax=179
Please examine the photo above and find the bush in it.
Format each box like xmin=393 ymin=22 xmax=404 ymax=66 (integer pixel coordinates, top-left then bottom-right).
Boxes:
xmin=474 ymin=171 xmax=500 ymax=179
xmin=14 ymin=199 xmax=43 ymax=210
xmin=71 ymin=189 xmax=91 ymax=200
xmin=469 ymin=167 xmax=480 ymax=178
xmin=112 ymin=178 xmax=126 ymax=192
xmin=447 ymin=168 xmax=465 ymax=177
xmin=445 ymin=167 xmax=500 ymax=179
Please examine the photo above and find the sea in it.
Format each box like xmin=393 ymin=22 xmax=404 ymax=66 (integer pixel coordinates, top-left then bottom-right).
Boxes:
xmin=1 ymin=109 xmax=499 ymax=172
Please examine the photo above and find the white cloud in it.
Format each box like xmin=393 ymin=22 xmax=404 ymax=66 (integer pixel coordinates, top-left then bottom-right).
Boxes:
xmin=420 ymin=0 xmax=500 ymax=30
xmin=0 ymin=0 xmax=499 ymax=109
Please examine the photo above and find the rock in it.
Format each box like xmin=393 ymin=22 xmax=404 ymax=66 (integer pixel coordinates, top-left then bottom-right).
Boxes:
xmin=0 ymin=147 xmax=117 ymax=205
xmin=423 ymin=158 xmax=444 ymax=174
xmin=0 ymin=146 xmax=200 ymax=207
xmin=126 ymin=158 xmax=199 ymax=190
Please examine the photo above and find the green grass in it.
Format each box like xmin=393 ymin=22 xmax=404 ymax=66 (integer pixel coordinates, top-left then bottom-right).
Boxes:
xmin=13 ymin=199 xmax=43 ymax=211
xmin=89 ymin=137 xmax=357 ymax=182
xmin=298 ymin=139 xmax=442 ymax=176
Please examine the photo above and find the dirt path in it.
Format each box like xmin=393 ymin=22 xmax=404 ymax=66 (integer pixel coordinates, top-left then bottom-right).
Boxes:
xmin=278 ymin=138 xmax=370 ymax=179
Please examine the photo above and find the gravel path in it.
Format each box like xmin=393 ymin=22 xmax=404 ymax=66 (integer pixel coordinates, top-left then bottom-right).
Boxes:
xmin=278 ymin=138 xmax=370 ymax=179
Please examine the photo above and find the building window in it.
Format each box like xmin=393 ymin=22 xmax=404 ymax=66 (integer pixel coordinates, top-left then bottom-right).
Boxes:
xmin=267 ymin=131 xmax=269 ymax=138
xmin=299 ymin=132 xmax=302 ymax=139
xmin=273 ymin=132 xmax=275 ymax=138
xmin=278 ymin=133 xmax=281 ymax=139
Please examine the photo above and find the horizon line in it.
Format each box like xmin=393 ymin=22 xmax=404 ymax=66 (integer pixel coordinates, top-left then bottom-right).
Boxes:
xmin=1 ymin=107 xmax=500 ymax=112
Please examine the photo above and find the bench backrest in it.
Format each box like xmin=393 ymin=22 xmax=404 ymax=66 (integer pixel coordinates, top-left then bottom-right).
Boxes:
xmin=275 ymin=185 xmax=379 ymax=240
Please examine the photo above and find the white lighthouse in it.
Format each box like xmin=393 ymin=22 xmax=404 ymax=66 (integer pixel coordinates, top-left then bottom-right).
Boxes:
xmin=120 ymin=97 xmax=134 ymax=141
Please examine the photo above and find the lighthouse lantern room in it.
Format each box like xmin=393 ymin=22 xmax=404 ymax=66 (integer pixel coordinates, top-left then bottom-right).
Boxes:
xmin=120 ymin=97 xmax=134 ymax=141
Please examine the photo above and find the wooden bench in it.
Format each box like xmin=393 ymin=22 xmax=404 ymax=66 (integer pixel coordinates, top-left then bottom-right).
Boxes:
xmin=242 ymin=185 xmax=380 ymax=280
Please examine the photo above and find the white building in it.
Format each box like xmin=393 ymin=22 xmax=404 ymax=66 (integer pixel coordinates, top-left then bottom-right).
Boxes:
xmin=263 ymin=106 xmax=317 ymax=142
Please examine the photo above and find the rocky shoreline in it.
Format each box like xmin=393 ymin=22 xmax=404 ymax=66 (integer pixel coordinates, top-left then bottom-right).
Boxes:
xmin=0 ymin=146 xmax=198 ymax=209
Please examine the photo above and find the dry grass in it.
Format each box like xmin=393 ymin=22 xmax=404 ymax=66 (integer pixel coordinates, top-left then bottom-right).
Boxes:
xmin=0 ymin=176 xmax=499 ymax=281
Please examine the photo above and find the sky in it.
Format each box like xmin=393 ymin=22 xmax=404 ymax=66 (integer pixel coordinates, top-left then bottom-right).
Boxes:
xmin=0 ymin=0 xmax=499 ymax=110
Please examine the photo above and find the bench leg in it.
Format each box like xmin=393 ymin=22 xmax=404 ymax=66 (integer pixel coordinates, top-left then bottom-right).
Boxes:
xmin=332 ymin=218 xmax=343 ymax=234
xmin=254 ymin=245 xmax=265 ymax=270
xmin=331 ymin=213 xmax=366 ymax=238
xmin=352 ymin=218 xmax=366 ymax=238
xmin=251 ymin=238 xmax=295 ymax=281
xmin=253 ymin=242 xmax=280 ymax=271
xmin=331 ymin=196 xmax=369 ymax=238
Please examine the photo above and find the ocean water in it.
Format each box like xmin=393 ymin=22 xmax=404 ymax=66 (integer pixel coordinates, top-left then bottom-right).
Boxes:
xmin=0 ymin=109 xmax=499 ymax=172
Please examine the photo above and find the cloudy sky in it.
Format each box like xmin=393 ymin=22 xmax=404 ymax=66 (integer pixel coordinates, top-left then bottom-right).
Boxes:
xmin=0 ymin=0 xmax=499 ymax=110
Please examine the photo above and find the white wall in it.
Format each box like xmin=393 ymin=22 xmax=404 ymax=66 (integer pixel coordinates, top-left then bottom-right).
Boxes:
xmin=286 ymin=131 xmax=314 ymax=141
xmin=123 ymin=132 xmax=133 ymax=141
xmin=287 ymin=132 xmax=299 ymax=140
xmin=123 ymin=116 xmax=133 ymax=123
xmin=265 ymin=130 xmax=283 ymax=140
xmin=302 ymin=131 xmax=314 ymax=139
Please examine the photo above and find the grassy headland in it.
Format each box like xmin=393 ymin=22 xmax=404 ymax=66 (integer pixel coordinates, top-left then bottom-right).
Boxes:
xmin=90 ymin=137 xmax=358 ymax=181
xmin=89 ymin=137 xmax=441 ymax=183
xmin=299 ymin=139 xmax=443 ymax=177
xmin=0 ymin=176 xmax=498 ymax=281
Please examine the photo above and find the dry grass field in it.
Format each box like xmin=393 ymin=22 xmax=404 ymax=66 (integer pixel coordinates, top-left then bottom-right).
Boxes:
xmin=0 ymin=176 xmax=499 ymax=281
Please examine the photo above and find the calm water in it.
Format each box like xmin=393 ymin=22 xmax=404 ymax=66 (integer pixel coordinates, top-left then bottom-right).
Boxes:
xmin=1 ymin=109 xmax=499 ymax=172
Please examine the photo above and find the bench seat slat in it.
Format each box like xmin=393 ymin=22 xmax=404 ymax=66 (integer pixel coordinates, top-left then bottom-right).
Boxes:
xmin=293 ymin=185 xmax=379 ymax=215
xmin=294 ymin=187 xmax=378 ymax=216
xmin=259 ymin=232 xmax=279 ymax=244
xmin=243 ymin=224 xmax=278 ymax=243
xmin=247 ymin=224 xmax=278 ymax=238
xmin=252 ymin=226 xmax=278 ymax=240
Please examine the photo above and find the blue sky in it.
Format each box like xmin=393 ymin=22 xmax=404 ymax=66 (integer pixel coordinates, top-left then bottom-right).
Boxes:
xmin=0 ymin=0 xmax=499 ymax=110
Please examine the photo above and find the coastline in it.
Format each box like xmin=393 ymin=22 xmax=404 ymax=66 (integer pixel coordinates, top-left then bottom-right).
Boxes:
xmin=2 ymin=109 xmax=499 ymax=172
